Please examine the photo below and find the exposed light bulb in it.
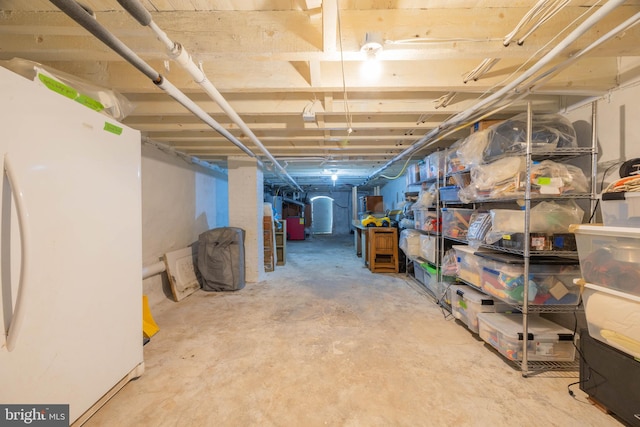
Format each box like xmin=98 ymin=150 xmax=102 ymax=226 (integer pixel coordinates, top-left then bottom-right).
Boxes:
xmin=331 ymin=174 xmax=338 ymax=181
xmin=360 ymin=54 xmax=382 ymax=81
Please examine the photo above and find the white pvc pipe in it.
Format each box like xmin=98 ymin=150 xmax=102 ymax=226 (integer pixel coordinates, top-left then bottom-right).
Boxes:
xmin=524 ymin=11 xmax=640 ymax=92
xmin=456 ymin=0 xmax=625 ymax=124
xmin=163 ymin=44 xmax=302 ymax=191
xmin=365 ymin=0 xmax=626 ymax=184
xmin=155 ymin=77 xmax=259 ymax=160
xmin=134 ymin=8 xmax=301 ymax=191
xmin=142 ymin=261 xmax=166 ymax=280
xmin=50 ymin=0 xmax=261 ymax=164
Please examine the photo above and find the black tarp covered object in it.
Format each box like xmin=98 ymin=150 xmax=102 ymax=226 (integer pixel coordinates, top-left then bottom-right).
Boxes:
xmin=197 ymin=227 xmax=245 ymax=291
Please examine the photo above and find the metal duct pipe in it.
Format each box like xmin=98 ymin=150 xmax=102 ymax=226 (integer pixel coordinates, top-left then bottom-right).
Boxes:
xmin=365 ymin=0 xmax=626 ymax=184
xmin=116 ymin=0 xmax=303 ymax=192
xmin=49 ymin=0 xmax=257 ymax=159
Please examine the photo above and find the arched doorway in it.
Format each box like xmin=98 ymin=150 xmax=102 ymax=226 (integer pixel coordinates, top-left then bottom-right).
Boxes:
xmin=310 ymin=196 xmax=333 ymax=234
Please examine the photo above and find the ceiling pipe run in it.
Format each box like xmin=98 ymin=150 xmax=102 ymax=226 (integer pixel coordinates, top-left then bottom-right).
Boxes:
xmin=364 ymin=0 xmax=626 ymax=185
xmin=48 ymin=0 xmax=258 ymax=160
xmin=115 ymin=0 xmax=302 ymax=192
xmin=523 ymin=10 xmax=640 ymax=93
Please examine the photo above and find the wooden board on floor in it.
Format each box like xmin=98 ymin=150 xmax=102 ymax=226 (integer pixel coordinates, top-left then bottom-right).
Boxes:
xmin=163 ymin=246 xmax=200 ymax=302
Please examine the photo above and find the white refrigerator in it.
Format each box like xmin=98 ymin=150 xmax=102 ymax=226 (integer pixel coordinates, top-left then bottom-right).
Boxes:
xmin=0 ymin=66 xmax=144 ymax=424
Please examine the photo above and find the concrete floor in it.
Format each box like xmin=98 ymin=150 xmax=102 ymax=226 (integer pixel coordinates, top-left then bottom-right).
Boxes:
xmin=87 ymin=234 xmax=621 ymax=427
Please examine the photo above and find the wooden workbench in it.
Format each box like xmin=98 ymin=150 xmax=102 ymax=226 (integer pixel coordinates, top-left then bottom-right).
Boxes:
xmin=352 ymin=221 xmax=369 ymax=266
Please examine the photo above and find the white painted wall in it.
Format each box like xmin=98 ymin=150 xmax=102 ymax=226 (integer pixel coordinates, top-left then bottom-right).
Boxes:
xmin=380 ymin=176 xmax=408 ymax=211
xmin=565 ymin=77 xmax=640 ymax=192
xmin=141 ymin=144 xmax=228 ymax=308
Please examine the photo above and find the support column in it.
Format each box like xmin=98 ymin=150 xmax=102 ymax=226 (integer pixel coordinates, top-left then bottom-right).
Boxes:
xmin=228 ymin=156 xmax=265 ymax=283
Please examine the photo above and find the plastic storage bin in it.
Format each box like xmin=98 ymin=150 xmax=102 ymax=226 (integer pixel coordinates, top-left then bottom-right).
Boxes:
xmin=439 ymin=186 xmax=461 ymax=202
xmin=477 ymin=251 xmax=581 ymax=306
xmin=419 ymin=234 xmax=437 ymax=263
xmin=450 ymin=284 xmax=512 ymax=333
xmin=477 ymin=313 xmax=576 ymax=362
xmin=582 ymin=283 xmax=640 ymax=359
xmin=442 ymin=208 xmax=474 ymax=239
xmin=425 ymin=151 xmax=445 ymax=180
xmin=600 ymin=191 xmax=640 ymax=227
xmin=413 ymin=262 xmax=425 ymax=284
xmin=414 ymin=209 xmax=439 ymax=232
xmin=452 ymin=245 xmax=484 ymax=287
xmin=418 ymin=160 xmax=429 ymax=182
xmin=417 ymin=263 xmax=438 ymax=295
xmin=399 ymin=229 xmax=421 ymax=258
xmin=572 ymin=224 xmax=640 ymax=296
xmin=406 ymin=163 xmax=421 ymax=185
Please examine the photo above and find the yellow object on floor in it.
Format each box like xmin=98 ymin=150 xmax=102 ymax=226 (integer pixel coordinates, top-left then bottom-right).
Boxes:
xmin=142 ymin=295 xmax=159 ymax=339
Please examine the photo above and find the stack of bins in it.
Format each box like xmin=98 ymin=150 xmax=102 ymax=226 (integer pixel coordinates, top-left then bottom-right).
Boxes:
xmin=449 ymin=284 xmax=512 ymax=334
xmin=573 ymin=224 xmax=640 ymax=359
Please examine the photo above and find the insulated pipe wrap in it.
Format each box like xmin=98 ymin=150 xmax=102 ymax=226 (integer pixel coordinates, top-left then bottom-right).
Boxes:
xmin=116 ymin=0 xmax=152 ymax=25
xmin=49 ymin=0 xmax=160 ymax=80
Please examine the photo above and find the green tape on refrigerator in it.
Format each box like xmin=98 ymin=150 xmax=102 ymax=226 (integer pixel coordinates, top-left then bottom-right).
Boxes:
xmin=104 ymin=122 xmax=123 ymax=135
xmin=38 ymin=73 xmax=104 ymax=112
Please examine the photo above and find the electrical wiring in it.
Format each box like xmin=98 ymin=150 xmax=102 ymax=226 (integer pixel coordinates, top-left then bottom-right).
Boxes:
xmin=503 ymin=0 xmax=549 ymax=46
xmin=404 ymin=0 xmax=604 ymax=156
xmin=516 ymin=0 xmax=570 ymax=45
xmin=462 ymin=58 xmax=500 ymax=84
xmin=523 ymin=11 xmax=640 ymax=94
xmin=567 ymin=311 xmax=593 ymax=401
xmin=335 ymin=0 xmax=353 ymax=139
xmin=379 ymin=154 xmax=414 ymax=180
xmin=477 ymin=0 xmax=603 ymax=107
xmin=433 ymin=92 xmax=457 ymax=109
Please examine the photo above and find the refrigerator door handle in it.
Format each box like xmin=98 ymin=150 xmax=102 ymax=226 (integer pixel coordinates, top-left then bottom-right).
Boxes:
xmin=3 ymin=154 xmax=30 ymax=352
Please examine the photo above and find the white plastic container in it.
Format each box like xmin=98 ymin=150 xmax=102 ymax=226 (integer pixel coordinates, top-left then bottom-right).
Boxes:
xmin=399 ymin=229 xmax=421 ymax=258
xmin=490 ymin=209 xmax=525 ymax=233
xmin=452 ymin=245 xmax=483 ymax=288
xmin=422 ymin=263 xmax=439 ymax=295
xmin=583 ymin=283 xmax=640 ymax=359
xmin=477 ymin=313 xmax=576 ymax=362
xmin=477 ymin=251 xmax=581 ymax=306
xmin=450 ymin=284 xmax=512 ymax=333
xmin=414 ymin=209 xmax=437 ymax=232
xmin=572 ymin=224 xmax=640 ymax=296
xmin=425 ymin=151 xmax=445 ymax=180
xmin=419 ymin=234 xmax=437 ymax=263
xmin=600 ymin=191 xmax=640 ymax=227
xmin=442 ymin=208 xmax=474 ymax=239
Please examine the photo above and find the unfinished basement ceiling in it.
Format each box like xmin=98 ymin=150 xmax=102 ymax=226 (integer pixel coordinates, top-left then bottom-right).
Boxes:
xmin=1 ymin=1 xmax=639 ymax=191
